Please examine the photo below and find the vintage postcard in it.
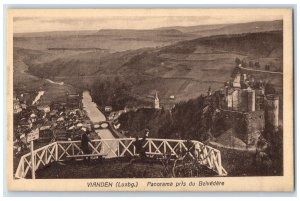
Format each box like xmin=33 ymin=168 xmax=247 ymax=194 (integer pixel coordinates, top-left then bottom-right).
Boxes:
xmin=7 ymin=8 xmax=294 ymax=192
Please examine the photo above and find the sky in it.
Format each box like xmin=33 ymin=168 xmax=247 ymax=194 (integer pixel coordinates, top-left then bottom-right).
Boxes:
xmin=11 ymin=9 xmax=283 ymax=33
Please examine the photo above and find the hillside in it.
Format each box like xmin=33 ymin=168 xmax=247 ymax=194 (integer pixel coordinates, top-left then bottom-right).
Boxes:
xmin=13 ymin=20 xmax=282 ymax=53
xmin=96 ymin=28 xmax=186 ymax=38
xmin=160 ymin=31 xmax=282 ymax=57
xmin=158 ymin=20 xmax=283 ymax=36
xmin=13 ymin=29 xmax=190 ymax=53
xmin=25 ymin=30 xmax=282 ymax=107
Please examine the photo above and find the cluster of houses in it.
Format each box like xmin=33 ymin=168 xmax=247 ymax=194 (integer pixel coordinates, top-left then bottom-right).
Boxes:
xmin=13 ymin=91 xmax=96 ymax=157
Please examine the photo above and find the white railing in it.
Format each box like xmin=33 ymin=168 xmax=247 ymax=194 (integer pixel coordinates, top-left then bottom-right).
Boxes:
xmin=15 ymin=138 xmax=227 ymax=179
xmin=14 ymin=142 xmax=58 ymax=179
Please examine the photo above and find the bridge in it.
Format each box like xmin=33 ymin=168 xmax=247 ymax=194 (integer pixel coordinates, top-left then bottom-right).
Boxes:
xmin=15 ymin=138 xmax=228 ymax=179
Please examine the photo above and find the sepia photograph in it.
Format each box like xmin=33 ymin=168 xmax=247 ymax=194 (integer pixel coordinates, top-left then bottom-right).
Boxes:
xmin=6 ymin=8 xmax=294 ymax=191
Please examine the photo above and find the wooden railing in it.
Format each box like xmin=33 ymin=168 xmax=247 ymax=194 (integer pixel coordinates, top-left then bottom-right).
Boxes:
xmin=15 ymin=138 xmax=227 ymax=179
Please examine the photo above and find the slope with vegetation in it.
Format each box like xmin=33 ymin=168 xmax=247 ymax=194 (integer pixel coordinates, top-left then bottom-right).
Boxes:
xmin=23 ymin=30 xmax=283 ymax=109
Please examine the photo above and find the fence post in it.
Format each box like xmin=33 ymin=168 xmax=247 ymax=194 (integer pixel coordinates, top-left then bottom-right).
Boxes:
xmin=15 ymin=156 xmax=24 ymax=178
xmin=133 ymin=139 xmax=136 ymax=155
xmin=72 ymin=142 xmax=74 ymax=156
xmin=217 ymin=151 xmax=223 ymax=176
xmin=55 ymin=142 xmax=58 ymax=161
xmin=117 ymin=140 xmax=120 ymax=156
xmin=21 ymin=158 xmax=24 ymax=178
xmin=30 ymin=141 xmax=36 ymax=179
xmin=44 ymin=147 xmax=48 ymax=165
xmin=149 ymin=140 xmax=152 ymax=153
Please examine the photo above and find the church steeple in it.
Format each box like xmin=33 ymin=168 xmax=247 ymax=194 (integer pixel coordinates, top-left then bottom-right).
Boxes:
xmin=154 ymin=91 xmax=160 ymax=109
xmin=207 ymin=86 xmax=212 ymax=96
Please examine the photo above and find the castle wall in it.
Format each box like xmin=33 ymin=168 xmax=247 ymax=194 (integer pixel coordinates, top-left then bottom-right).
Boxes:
xmin=244 ymin=111 xmax=265 ymax=144
xmin=232 ymin=90 xmax=239 ymax=110
xmin=255 ymin=89 xmax=265 ymax=110
xmin=221 ymin=110 xmax=264 ymax=145
xmin=227 ymin=94 xmax=233 ymax=109
xmin=247 ymin=90 xmax=255 ymax=112
xmin=223 ymin=88 xmax=256 ymax=113
xmin=239 ymin=90 xmax=249 ymax=112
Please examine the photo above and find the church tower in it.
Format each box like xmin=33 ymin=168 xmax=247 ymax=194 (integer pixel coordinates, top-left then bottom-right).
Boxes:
xmin=154 ymin=92 xmax=160 ymax=109
xmin=207 ymin=86 xmax=212 ymax=96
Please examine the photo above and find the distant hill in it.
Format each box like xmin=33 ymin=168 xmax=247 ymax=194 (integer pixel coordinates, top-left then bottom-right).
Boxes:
xmin=160 ymin=31 xmax=282 ymax=57
xmin=13 ymin=29 xmax=190 ymax=52
xmin=13 ymin=20 xmax=282 ymax=53
xmin=96 ymin=28 xmax=185 ymax=37
xmin=157 ymin=20 xmax=283 ymax=36
xmin=13 ymin=30 xmax=97 ymax=38
xmin=25 ymin=30 xmax=282 ymax=105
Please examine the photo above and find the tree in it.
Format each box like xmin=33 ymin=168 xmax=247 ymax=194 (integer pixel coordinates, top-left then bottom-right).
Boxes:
xmin=254 ymin=62 xmax=261 ymax=69
xmin=265 ymin=64 xmax=270 ymax=71
xmin=235 ymin=57 xmax=241 ymax=66
xmin=249 ymin=61 xmax=254 ymax=68
xmin=265 ymin=82 xmax=276 ymax=95
xmin=241 ymin=59 xmax=248 ymax=67
xmin=269 ymin=62 xmax=276 ymax=70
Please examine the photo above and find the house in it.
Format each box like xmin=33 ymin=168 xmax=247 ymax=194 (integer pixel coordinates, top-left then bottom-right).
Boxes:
xmin=67 ymin=93 xmax=82 ymax=109
xmin=37 ymin=105 xmax=51 ymax=113
xmin=105 ymin=106 xmax=112 ymax=112
xmin=170 ymin=95 xmax=175 ymax=100
xmin=13 ymin=94 xmax=22 ymax=114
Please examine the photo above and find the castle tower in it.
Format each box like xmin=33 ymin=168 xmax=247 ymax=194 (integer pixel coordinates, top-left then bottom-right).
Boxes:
xmin=266 ymin=94 xmax=279 ymax=129
xmin=232 ymin=71 xmax=241 ymax=88
xmin=232 ymin=90 xmax=239 ymax=111
xmin=247 ymin=89 xmax=255 ymax=112
xmin=242 ymin=74 xmax=247 ymax=82
xmin=154 ymin=92 xmax=160 ymax=109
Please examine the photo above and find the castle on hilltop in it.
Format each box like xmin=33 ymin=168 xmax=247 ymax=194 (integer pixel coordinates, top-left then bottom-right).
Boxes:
xmin=212 ymin=65 xmax=279 ymax=146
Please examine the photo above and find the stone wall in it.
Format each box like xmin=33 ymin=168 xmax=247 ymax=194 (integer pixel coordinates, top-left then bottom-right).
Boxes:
xmin=221 ymin=110 xmax=265 ymax=145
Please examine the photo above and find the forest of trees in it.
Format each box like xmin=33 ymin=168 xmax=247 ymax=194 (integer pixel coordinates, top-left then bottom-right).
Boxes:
xmin=118 ymin=94 xmax=226 ymax=142
xmin=235 ymin=57 xmax=282 ymax=72
xmin=90 ymin=76 xmax=148 ymax=111
xmin=117 ymin=85 xmax=282 ymax=176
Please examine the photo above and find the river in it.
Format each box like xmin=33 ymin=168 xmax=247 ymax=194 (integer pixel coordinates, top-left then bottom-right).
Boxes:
xmin=82 ymin=91 xmax=106 ymax=122
xmin=81 ymin=91 xmax=117 ymax=157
